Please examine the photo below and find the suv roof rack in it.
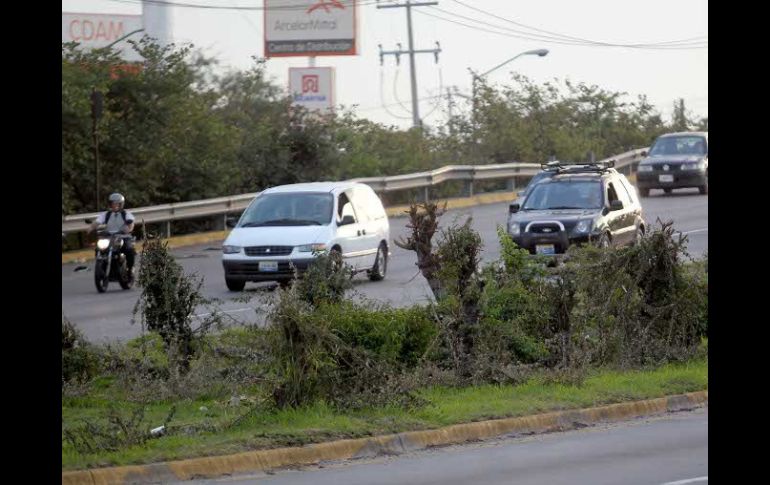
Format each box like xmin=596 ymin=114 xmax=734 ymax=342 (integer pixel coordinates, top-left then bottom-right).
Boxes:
xmin=540 ymin=160 xmax=616 ymax=174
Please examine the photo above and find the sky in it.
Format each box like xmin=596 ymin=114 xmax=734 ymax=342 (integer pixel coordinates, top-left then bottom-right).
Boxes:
xmin=62 ymin=1 xmax=708 ymax=130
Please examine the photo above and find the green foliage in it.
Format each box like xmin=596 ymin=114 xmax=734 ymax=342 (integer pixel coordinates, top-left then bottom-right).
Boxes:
xmin=62 ymin=317 xmax=102 ymax=383
xmin=63 ymin=40 xmax=705 ymax=218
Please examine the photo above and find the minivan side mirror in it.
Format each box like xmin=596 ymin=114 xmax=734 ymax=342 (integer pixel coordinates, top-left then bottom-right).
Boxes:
xmin=225 ymin=216 xmax=238 ymax=228
xmin=641 ymin=150 xmax=648 ymax=157
xmin=339 ymin=215 xmax=356 ymax=226
xmin=610 ymin=200 xmax=624 ymax=211
xmin=509 ymin=203 xmax=520 ymax=214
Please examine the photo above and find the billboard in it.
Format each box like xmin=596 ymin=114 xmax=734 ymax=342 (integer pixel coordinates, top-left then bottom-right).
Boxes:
xmin=265 ymin=1 xmax=357 ymax=57
xmin=289 ymin=67 xmax=336 ymax=113
xmin=62 ymin=12 xmax=143 ymax=61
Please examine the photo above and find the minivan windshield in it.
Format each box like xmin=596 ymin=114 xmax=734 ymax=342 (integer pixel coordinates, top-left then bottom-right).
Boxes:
xmin=239 ymin=192 xmax=333 ymax=227
xmin=523 ymin=181 xmax=603 ymax=210
xmin=649 ymin=136 xmax=707 ymax=156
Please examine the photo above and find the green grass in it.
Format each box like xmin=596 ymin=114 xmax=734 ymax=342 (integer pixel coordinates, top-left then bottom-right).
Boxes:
xmin=62 ymin=358 xmax=707 ymax=471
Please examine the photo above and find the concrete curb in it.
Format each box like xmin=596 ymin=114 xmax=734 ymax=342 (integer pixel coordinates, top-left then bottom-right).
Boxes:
xmin=62 ymin=192 xmax=516 ymax=265
xmin=62 ymin=390 xmax=707 ymax=485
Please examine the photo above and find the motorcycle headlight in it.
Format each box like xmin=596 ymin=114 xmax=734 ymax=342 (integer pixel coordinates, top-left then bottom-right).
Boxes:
xmin=575 ymin=220 xmax=591 ymax=233
xmin=222 ymin=245 xmax=241 ymax=254
xmin=298 ymin=243 xmax=327 ymax=253
xmin=97 ymin=239 xmax=110 ymax=250
xmin=637 ymin=165 xmax=653 ymax=172
xmin=509 ymin=221 xmax=521 ymax=236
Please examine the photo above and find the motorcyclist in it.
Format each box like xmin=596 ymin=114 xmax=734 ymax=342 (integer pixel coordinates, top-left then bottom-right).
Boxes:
xmin=89 ymin=193 xmax=136 ymax=277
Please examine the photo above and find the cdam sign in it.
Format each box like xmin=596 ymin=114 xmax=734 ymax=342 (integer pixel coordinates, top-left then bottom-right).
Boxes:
xmin=265 ymin=1 xmax=357 ymax=57
xmin=62 ymin=12 xmax=143 ymax=61
xmin=289 ymin=67 xmax=335 ymax=113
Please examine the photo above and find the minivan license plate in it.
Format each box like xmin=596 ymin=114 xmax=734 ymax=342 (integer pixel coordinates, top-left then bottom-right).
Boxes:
xmin=535 ymin=244 xmax=555 ymax=255
xmin=259 ymin=261 xmax=278 ymax=272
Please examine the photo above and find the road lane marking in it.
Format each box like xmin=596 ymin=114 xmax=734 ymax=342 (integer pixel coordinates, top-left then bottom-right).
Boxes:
xmin=681 ymin=228 xmax=708 ymax=235
xmin=662 ymin=476 xmax=708 ymax=485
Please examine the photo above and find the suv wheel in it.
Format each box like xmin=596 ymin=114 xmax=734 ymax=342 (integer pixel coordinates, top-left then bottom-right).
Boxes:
xmin=597 ymin=233 xmax=611 ymax=249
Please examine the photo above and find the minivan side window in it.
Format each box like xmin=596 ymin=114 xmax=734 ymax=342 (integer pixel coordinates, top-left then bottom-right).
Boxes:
xmin=606 ymin=183 xmax=620 ymax=205
xmin=338 ymin=192 xmax=357 ymax=223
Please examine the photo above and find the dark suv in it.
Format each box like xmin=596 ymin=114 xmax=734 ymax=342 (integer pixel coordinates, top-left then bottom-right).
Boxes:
xmin=636 ymin=132 xmax=708 ymax=196
xmin=507 ymin=161 xmax=646 ymax=254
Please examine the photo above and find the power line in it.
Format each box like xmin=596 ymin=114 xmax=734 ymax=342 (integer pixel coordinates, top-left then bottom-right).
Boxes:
xmin=415 ymin=8 xmax=706 ymax=50
xmin=108 ymin=0 xmax=387 ymax=11
xmin=429 ymin=6 xmax=707 ymax=49
xmin=449 ymin=0 xmax=706 ymax=48
xmin=356 ymin=94 xmax=443 ymax=112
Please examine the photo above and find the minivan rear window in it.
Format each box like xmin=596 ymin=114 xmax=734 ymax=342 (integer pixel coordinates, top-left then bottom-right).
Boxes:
xmin=239 ymin=193 xmax=334 ymax=227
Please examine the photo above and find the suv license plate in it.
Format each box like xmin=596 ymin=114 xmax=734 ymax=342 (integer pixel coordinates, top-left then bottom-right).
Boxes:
xmin=535 ymin=244 xmax=555 ymax=255
xmin=659 ymin=174 xmax=674 ymax=183
xmin=259 ymin=261 xmax=278 ymax=272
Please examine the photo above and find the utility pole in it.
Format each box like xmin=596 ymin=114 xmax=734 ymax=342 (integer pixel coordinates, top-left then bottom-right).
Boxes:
xmin=90 ymin=88 xmax=103 ymax=211
xmin=378 ymin=1 xmax=441 ymax=129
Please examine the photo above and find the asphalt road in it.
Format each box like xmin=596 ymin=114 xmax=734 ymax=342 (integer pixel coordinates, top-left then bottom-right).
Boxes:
xmin=62 ymin=189 xmax=708 ymax=343
xmin=177 ymin=408 xmax=708 ymax=485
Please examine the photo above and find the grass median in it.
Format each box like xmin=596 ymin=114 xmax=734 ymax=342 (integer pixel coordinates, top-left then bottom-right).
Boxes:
xmin=62 ymin=355 xmax=707 ymax=471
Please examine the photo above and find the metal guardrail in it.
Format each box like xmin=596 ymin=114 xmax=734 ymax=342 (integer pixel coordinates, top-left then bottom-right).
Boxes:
xmin=62 ymin=148 xmax=648 ymax=235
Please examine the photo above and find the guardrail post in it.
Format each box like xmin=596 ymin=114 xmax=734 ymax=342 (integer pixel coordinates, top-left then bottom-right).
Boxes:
xmin=506 ymin=178 xmax=517 ymax=192
xmin=464 ymin=180 xmax=474 ymax=197
xmin=164 ymin=221 xmax=171 ymax=239
xmin=213 ymin=214 xmax=226 ymax=231
xmin=423 ymin=186 xmax=430 ymax=203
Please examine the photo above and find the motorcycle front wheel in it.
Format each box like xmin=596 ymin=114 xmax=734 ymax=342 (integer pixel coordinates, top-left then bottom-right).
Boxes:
xmin=94 ymin=260 xmax=109 ymax=293
xmin=118 ymin=262 xmax=134 ymax=290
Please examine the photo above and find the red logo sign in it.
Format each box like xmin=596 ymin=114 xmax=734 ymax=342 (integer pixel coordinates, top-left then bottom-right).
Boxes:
xmin=307 ymin=0 xmax=346 ymax=14
xmin=302 ymin=75 xmax=320 ymax=94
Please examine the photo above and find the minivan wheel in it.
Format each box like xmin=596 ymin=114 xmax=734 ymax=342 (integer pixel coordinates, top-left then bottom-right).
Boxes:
xmin=226 ymin=278 xmax=245 ymax=291
xmin=369 ymin=243 xmax=387 ymax=281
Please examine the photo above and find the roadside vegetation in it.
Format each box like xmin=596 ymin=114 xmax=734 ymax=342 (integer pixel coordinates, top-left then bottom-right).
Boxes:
xmin=62 ymin=209 xmax=708 ymax=470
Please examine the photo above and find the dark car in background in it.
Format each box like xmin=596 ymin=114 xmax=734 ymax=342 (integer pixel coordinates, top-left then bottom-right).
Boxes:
xmin=507 ymin=161 xmax=645 ymax=255
xmin=636 ymin=132 xmax=708 ymax=197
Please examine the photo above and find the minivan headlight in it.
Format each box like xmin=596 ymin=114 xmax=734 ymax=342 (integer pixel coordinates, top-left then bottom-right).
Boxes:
xmin=222 ymin=245 xmax=241 ymax=254
xmin=298 ymin=243 xmax=327 ymax=253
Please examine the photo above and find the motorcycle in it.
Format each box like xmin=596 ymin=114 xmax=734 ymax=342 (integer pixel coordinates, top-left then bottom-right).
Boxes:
xmin=93 ymin=228 xmax=135 ymax=293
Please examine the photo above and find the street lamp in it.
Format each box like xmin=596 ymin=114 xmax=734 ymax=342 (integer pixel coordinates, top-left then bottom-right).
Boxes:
xmin=469 ymin=49 xmax=549 ymax=164
xmin=470 ymin=49 xmax=549 ymax=107
xmin=476 ymin=49 xmax=549 ymax=80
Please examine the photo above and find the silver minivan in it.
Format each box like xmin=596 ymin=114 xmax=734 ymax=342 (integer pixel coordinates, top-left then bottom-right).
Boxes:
xmin=221 ymin=182 xmax=390 ymax=291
